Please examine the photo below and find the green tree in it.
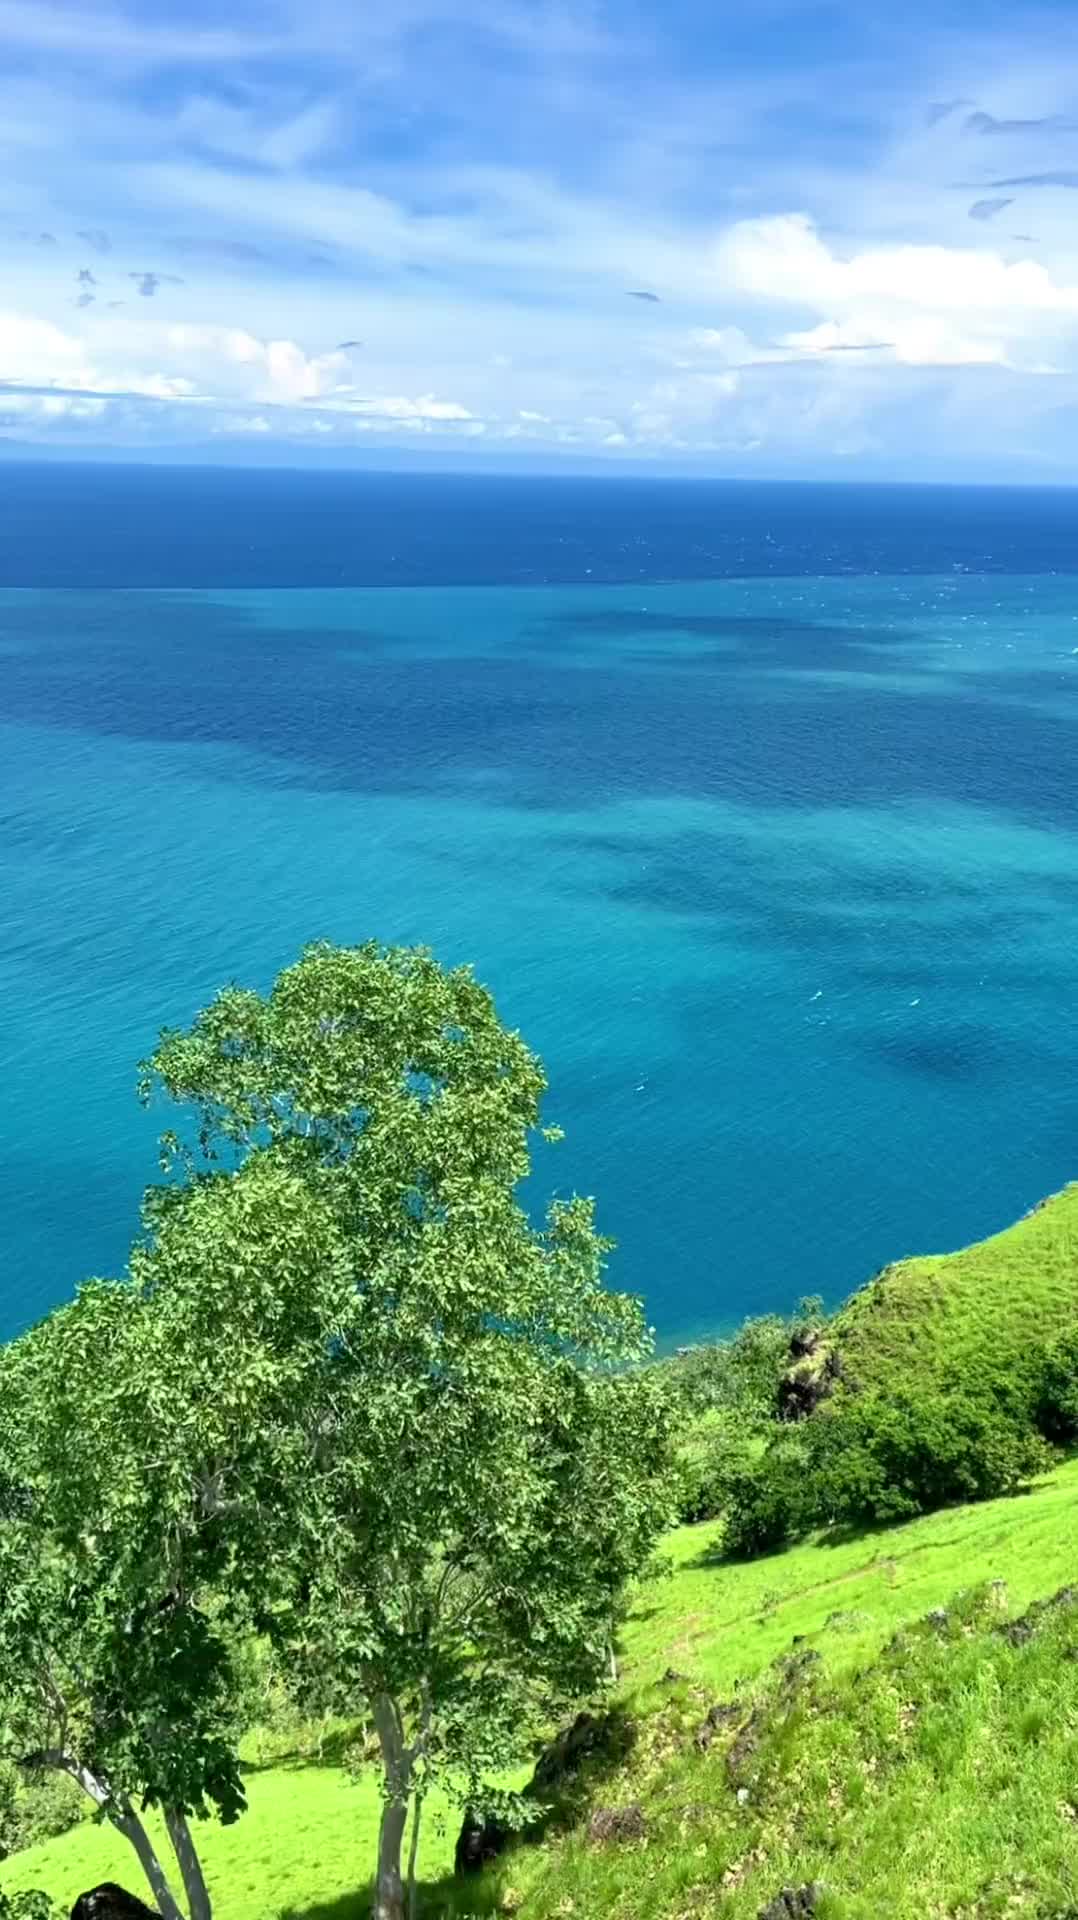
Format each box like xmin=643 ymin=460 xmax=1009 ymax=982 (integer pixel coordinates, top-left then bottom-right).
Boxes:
xmin=0 ymin=1290 xmax=248 ymax=1920
xmin=0 ymin=1113 xmax=384 ymax=1920
xmin=140 ymin=941 xmax=677 ymax=1920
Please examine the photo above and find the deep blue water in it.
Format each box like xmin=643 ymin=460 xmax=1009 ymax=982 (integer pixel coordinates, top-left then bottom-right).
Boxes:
xmin=4 ymin=464 xmax=1078 ymax=1343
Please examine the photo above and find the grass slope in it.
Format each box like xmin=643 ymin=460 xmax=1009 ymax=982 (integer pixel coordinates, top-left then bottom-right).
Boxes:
xmin=829 ymin=1183 xmax=1078 ymax=1396
xmin=468 ymin=1577 xmax=1078 ymax=1920
xmin=7 ymin=1457 xmax=1078 ymax=1920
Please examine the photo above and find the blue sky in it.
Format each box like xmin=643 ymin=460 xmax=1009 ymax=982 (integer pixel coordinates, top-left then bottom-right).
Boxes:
xmin=6 ymin=0 xmax=1078 ymax=473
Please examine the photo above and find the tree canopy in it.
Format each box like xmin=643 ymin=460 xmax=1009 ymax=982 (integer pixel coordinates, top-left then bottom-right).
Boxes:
xmin=0 ymin=943 xmax=676 ymax=1920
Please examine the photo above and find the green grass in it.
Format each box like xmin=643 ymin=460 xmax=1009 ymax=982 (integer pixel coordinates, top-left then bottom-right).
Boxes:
xmin=830 ymin=1182 xmax=1078 ymax=1396
xmin=9 ymin=1190 xmax=1078 ymax=1917
xmin=7 ymin=1456 xmax=1078 ymax=1919
xmin=0 ymin=1767 xmax=433 ymax=1920
xmin=465 ymin=1578 xmax=1078 ymax=1920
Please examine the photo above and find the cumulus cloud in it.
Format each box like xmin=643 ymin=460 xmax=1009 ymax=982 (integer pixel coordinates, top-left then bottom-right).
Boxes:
xmin=348 ymin=394 xmax=473 ymax=420
xmin=7 ymin=0 xmax=1078 ymax=470
xmin=716 ymin=215 xmax=1078 ymax=371
xmin=720 ymin=213 xmax=1078 ymax=318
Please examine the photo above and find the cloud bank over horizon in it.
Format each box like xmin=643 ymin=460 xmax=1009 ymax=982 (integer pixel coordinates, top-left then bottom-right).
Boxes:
xmin=6 ymin=0 xmax=1078 ymax=476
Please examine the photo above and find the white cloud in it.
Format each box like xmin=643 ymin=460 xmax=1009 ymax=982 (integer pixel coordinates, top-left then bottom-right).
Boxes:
xmin=721 ymin=213 xmax=1078 ymax=318
xmin=348 ymin=394 xmax=474 ymax=420
xmin=221 ymin=414 xmax=272 ymax=436
xmin=164 ymin=326 xmax=349 ymax=403
xmin=0 ymin=0 xmax=282 ymax=61
xmin=1 ymin=390 xmax=107 ymax=420
xmin=0 ymin=309 xmax=87 ymax=380
xmin=9 ymin=4 xmax=1078 ymax=472
xmin=783 ymin=317 xmax=1005 ymax=369
xmin=717 ymin=214 xmax=1078 ymax=371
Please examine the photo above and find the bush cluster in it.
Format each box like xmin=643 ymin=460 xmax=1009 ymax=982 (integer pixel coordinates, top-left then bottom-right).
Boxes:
xmin=0 ymin=1893 xmax=63 ymax=1920
xmin=0 ymin=1765 xmax=84 ymax=1863
xmin=1035 ymin=1329 xmax=1078 ymax=1443
xmin=720 ymin=1336 xmax=1077 ymax=1559
xmin=667 ymin=1305 xmax=821 ymax=1525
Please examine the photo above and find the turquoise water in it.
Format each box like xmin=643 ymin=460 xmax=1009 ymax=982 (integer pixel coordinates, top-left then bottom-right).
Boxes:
xmin=5 ymin=535 xmax=1078 ymax=1341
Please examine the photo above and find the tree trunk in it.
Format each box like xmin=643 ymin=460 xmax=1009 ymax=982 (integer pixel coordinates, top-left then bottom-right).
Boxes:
xmin=21 ymin=1751 xmax=186 ymax=1920
xmin=165 ymin=1808 xmax=212 ymax=1920
xmin=406 ymin=1792 xmax=424 ymax=1920
xmin=374 ymin=1797 xmax=409 ymax=1920
xmin=111 ymin=1800 xmax=187 ymax=1920
xmin=371 ymin=1692 xmax=412 ymax=1920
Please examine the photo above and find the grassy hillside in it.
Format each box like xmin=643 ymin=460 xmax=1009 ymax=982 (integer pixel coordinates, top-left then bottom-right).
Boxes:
xmin=827 ymin=1183 xmax=1078 ymax=1397
xmin=6 ymin=1456 xmax=1078 ymax=1920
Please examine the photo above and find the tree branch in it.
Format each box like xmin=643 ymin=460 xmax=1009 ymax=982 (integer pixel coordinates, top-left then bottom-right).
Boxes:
xmin=20 ymin=1748 xmax=111 ymax=1808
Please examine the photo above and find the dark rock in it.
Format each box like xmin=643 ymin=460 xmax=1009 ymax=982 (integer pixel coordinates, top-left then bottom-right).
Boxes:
xmin=758 ymin=1883 xmax=826 ymax=1920
xmin=694 ymin=1699 xmax=741 ymax=1749
xmin=778 ymin=1329 xmax=841 ymax=1421
xmin=998 ymin=1585 xmax=1078 ymax=1647
xmin=727 ymin=1707 xmax=766 ymax=1782
xmin=71 ymin=1890 xmax=158 ymax=1920
xmin=777 ymin=1648 xmax=821 ymax=1690
xmin=530 ymin=1709 xmax=631 ymax=1792
xmin=587 ymin=1803 xmax=646 ymax=1846
xmin=824 ymin=1609 xmax=870 ymax=1633
xmin=454 ymin=1811 xmax=511 ymax=1876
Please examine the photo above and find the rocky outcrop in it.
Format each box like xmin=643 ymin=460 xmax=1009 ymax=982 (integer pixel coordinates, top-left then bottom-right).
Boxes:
xmin=998 ymin=1585 xmax=1078 ymax=1647
xmin=778 ymin=1327 xmax=842 ymax=1421
xmin=694 ymin=1699 xmax=742 ymax=1751
xmin=587 ymin=1803 xmax=646 ymax=1845
xmin=726 ymin=1708 xmax=766 ymax=1784
xmin=530 ymin=1708 xmax=633 ymax=1792
xmin=758 ymin=1884 xmax=826 ymax=1920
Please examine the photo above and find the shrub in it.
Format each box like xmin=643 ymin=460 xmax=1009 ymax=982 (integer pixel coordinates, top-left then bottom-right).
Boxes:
xmin=721 ymin=1378 xmax=1052 ymax=1558
xmin=811 ymin=1385 xmax=1052 ymax=1528
xmin=722 ymin=1431 xmax=814 ymax=1558
xmin=666 ymin=1303 xmax=821 ymax=1422
xmin=0 ymin=1761 xmax=84 ymax=1861
xmin=1035 ymin=1329 xmax=1078 ymax=1443
xmin=0 ymin=1893 xmax=64 ymax=1920
xmin=674 ymin=1411 xmax=760 ymax=1524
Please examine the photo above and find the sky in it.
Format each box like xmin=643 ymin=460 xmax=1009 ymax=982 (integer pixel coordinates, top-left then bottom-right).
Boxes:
xmin=6 ymin=0 xmax=1078 ymax=474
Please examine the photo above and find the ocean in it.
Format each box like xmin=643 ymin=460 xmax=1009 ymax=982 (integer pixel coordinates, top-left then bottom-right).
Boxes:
xmin=3 ymin=463 xmax=1078 ymax=1344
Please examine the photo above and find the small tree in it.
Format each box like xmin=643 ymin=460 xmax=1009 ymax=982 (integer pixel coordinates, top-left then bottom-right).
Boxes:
xmin=0 ymin=1290 xmax=248 ymax=1920
xmin=140 ymin=942 xmax=677 ymax=1920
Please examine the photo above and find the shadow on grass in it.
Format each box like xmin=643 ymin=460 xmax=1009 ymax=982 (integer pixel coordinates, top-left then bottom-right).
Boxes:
xmin=683 ymin=1519 xmax=962 ymax=1575
xmin=685 ymin=1487 xmax=1052 ymax=1577
xmin=282 ymin=1892 xmax=372 ymax=1920
xmin=281 ymin=1706 xmax=637 ymax=1920
xmin=283 ymin=1876 xmax=508 ymax=1920
xmin=242 ymin=1723 xmax=370 ymax=1777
